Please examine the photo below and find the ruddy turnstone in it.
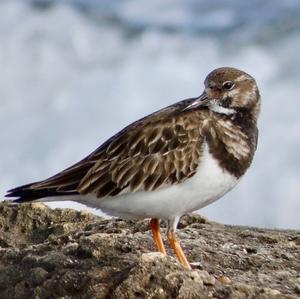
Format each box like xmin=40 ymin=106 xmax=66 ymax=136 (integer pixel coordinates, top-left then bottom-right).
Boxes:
xmin=6 ymin=67 xmax=261 ymax=269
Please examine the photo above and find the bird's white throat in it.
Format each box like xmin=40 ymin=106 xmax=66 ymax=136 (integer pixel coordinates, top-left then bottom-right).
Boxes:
xmin=209 ymin=103 xmax=236 ymax=115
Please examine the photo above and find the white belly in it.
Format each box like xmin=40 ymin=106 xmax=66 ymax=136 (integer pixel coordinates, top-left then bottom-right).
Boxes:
xmin=73 ymin=144 xmax=239 ymax=220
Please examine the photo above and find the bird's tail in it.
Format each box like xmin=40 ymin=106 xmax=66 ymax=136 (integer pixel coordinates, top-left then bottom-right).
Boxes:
xmin=5 ymin=183 xmax=79 ymax=203
xmin=5 ymin=158 xmax=94 ymax=203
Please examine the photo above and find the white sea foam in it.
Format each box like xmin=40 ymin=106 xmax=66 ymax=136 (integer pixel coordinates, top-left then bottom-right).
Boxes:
xmin=1 ymin=0 xmax=300 ymax=229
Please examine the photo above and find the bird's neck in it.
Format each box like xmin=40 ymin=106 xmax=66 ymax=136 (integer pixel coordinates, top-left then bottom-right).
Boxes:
xmin=230 ymin=107 xmax=259 ymax=134
xmin=205 ymin=108 xmax=259 ymax=178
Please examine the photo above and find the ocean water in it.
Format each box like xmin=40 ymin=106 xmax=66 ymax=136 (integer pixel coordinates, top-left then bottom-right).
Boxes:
xmin=1 ymin=0 xmax=300 ymax=229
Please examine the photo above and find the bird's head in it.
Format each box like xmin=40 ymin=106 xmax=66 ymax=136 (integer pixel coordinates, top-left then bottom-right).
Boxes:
xmin=184 ymin=67 xmax=261 ymax=121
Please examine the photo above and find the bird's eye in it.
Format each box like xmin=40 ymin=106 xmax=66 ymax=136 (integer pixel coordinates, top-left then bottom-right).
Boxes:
xmin=223 ymin=81 xmax=234 ymax=90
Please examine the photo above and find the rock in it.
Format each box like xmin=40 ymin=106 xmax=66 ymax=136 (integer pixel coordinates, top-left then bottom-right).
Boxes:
xmin=218 ymin=276 xmax=231 ymax=285
xmin=0 ymin=202 xmax=299 ymax=299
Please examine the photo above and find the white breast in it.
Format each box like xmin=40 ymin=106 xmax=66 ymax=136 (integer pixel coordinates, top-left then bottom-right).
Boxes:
xmin=75 ymin=143 xmax=239 ymax=220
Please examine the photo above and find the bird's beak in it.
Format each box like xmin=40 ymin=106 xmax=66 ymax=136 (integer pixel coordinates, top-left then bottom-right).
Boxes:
xmin=182 ymin=91 xmax=210 ymax=111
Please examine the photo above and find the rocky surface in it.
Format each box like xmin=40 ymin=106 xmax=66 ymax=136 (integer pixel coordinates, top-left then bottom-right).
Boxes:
xmin=0 ymin=202 xmax=299 ymax=299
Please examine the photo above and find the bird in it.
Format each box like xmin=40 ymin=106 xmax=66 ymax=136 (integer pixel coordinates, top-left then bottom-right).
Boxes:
xmin=6 ymin=67 xmax=261 ymax=269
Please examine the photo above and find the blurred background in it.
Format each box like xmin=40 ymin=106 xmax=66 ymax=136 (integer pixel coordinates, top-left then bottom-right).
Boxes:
xmin=1 ymin=0 xmax=299 ymax=229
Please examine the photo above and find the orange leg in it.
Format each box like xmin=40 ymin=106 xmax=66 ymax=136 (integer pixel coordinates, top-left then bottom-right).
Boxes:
xmin=167 ymin=228 xmax=191 ymax=269
xmin=150 ymin=218 xmax=167 ymax=255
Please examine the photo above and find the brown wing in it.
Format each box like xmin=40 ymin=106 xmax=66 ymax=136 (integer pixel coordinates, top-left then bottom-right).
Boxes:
xmin=77 ymin=112 xmax=204 ymax=197
xmin=7 ymin=103 xmax=205 ymax=200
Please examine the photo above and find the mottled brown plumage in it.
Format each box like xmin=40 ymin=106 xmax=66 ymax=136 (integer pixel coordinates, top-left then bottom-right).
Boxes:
xmin=8 ymin=103 xmax=258 ymax=198
xmin=6 ymin=67 xmax=261 ymax=269
xmin=16 ymin=107 xmax=206 ymax=197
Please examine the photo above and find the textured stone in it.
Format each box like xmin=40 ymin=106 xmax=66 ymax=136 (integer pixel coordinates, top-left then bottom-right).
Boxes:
xmin=0 ymin=202 xmax=299 ymax=299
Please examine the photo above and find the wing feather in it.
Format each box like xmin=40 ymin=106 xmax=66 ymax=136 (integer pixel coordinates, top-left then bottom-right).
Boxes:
xmin=77 ymin=112 xmax=205 ymax=196
xmin=7 ymin=102 xmax=206 ymax=201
